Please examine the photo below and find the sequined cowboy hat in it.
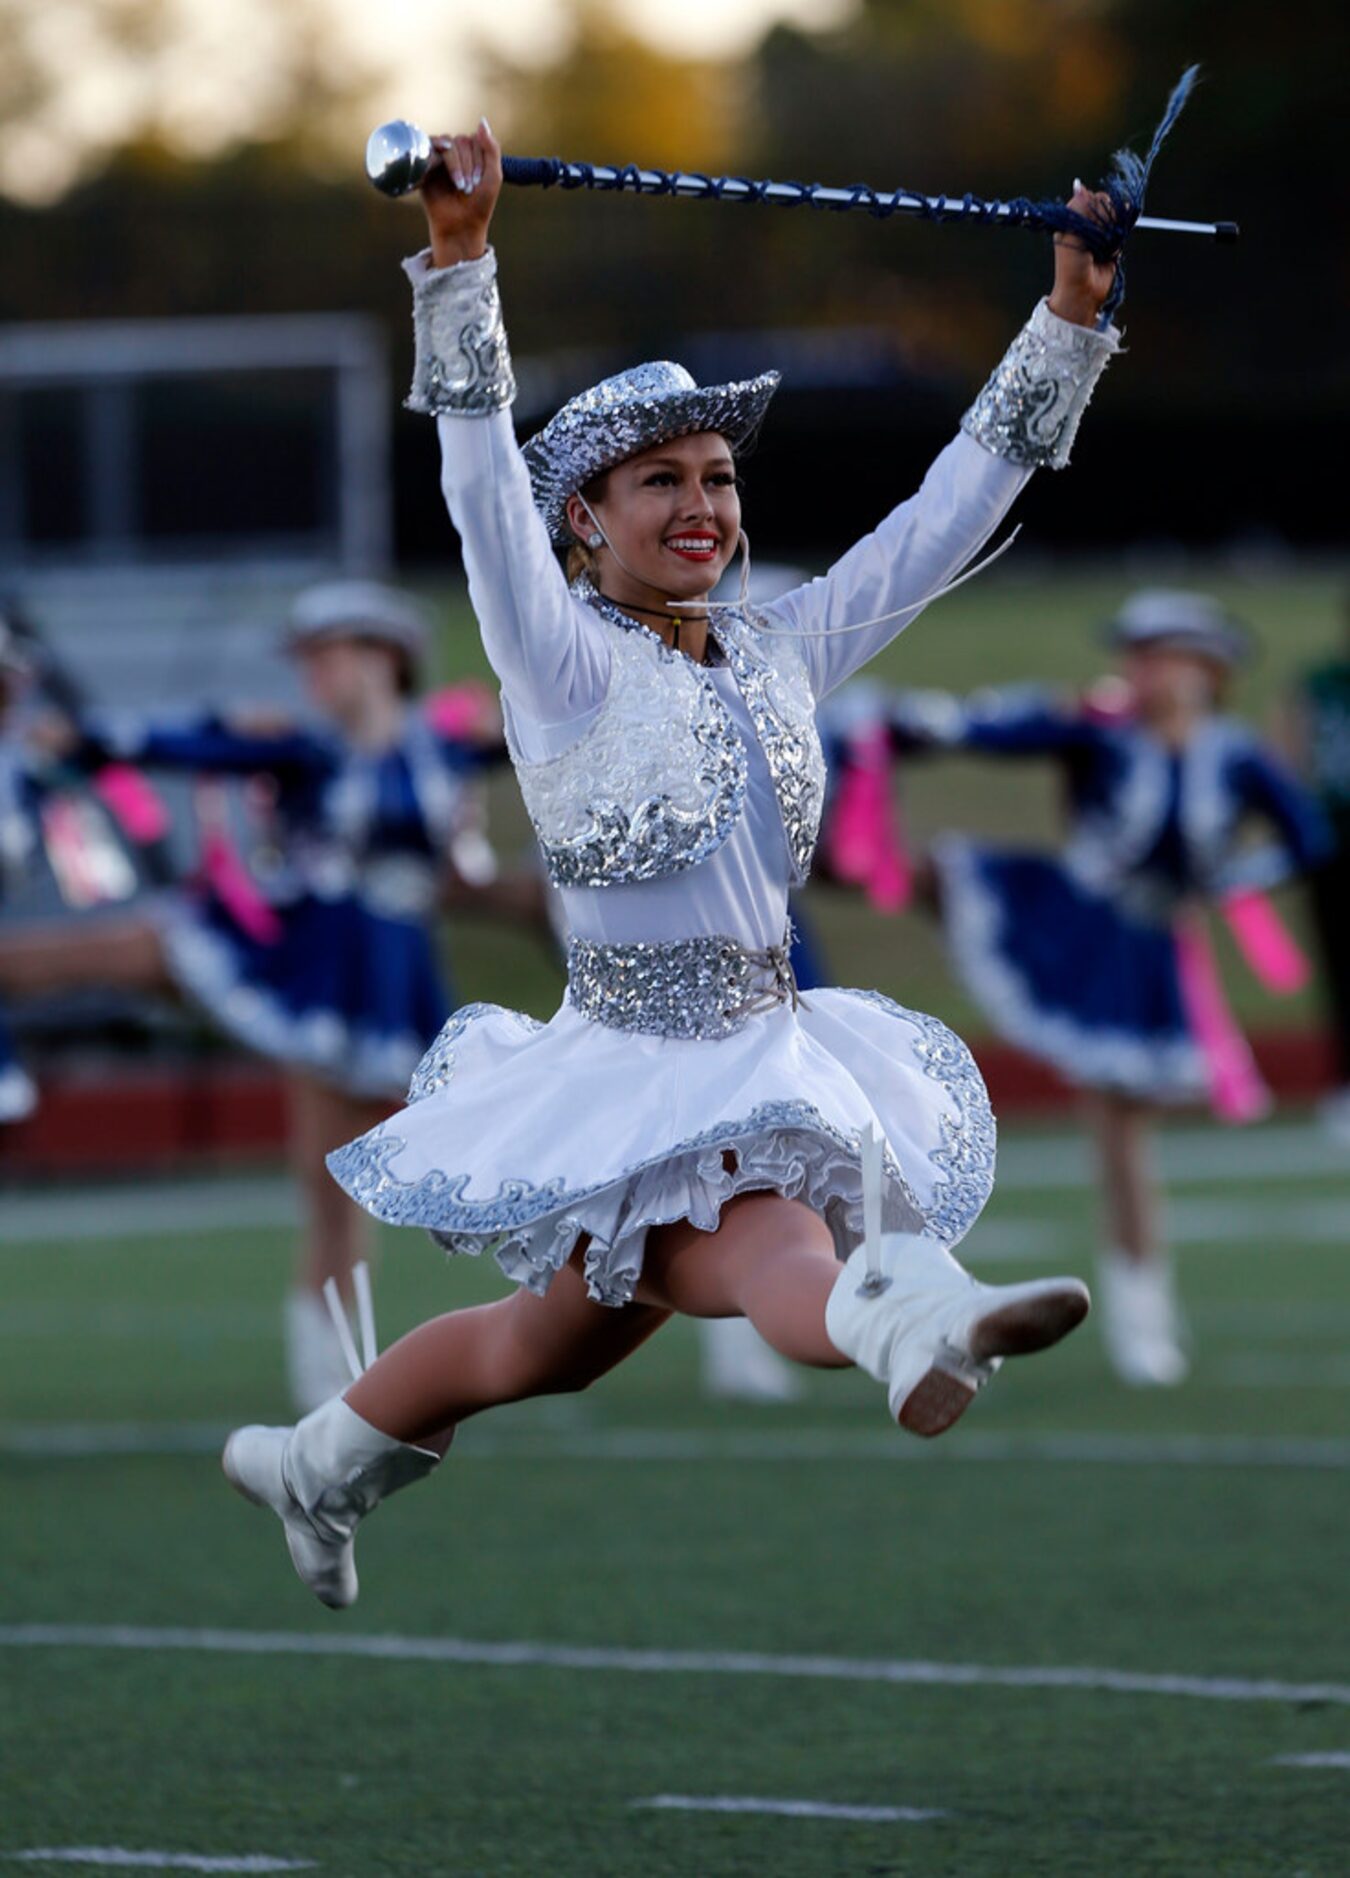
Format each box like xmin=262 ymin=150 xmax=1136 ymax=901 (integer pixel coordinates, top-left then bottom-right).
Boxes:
xmin=283 ymin=581 xmax=431 ymax=680
xmin=1104 ymin=590 xmax=1251 ymax=668
xmin=523 ymin=360 xmax=781 ymax=548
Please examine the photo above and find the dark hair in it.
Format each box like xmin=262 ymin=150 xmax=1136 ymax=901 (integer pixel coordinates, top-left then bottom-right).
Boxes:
xmin=355 ymin=634 xmax=417 ymax=698
xmin=563 ymin=469 xmax=611 ymax=583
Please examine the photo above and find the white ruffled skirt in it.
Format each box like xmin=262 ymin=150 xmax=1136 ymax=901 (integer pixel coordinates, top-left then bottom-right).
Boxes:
xmin=326 ymin=987 xmax=996 ymax=1307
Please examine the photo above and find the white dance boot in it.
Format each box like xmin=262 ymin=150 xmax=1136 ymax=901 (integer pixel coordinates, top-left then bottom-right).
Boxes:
xmin=228 ymin=1260 xmax=439 ymax=1607
xmin=826 ymin=1233 xmax=1090 ymax=1435
xmin=223 ymin=1397 xmax=439 ymax=1609
xmin=1096 ymin=1250 xmax=1189 ymax=1387
xmin=701 ymin=1317 xmax=803 ymax=1403
xmin=284 ymin=1288 xmax=358 ymax=1416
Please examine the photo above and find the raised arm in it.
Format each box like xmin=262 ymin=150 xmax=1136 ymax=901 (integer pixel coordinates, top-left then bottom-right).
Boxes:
xmin=882 ymin=684 xmax=1098 ymax=758
xmin=762 ymin=186 xmax=1121 ymax=698
xmin=72 ymin=710 xmax=329 ymax=780
xmin=405 ymin=121 xmax=610 ymax=744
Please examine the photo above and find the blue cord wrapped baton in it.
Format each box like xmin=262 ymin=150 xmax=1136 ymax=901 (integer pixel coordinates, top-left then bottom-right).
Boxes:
xmin=366 ymin=69 xmax=1233 ymax=320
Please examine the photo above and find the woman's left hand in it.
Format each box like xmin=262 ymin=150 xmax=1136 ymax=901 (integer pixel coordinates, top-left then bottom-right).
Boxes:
xmin=1048 ymin=180 xmax=1118 ymax=327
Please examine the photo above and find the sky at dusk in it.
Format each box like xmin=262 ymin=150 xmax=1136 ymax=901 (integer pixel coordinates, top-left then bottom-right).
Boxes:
xmin=2 ymin=0 xmax=852 ymax=203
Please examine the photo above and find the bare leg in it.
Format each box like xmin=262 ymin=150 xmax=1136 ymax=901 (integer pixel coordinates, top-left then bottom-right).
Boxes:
xmin=1083 ymin=1092 xmax=1186 ymax=1384
xmin=285 ymin=1072 xmax=388 ymax=1299
xmin=0 ymin=916 xmax=173 ymax=999
xmin=636 ymin=1192 xmax=850 ymax=1368
xmin=910 ymin=850 xmax=941 ymax=915
xmin=345 ymin=1258 xmax=670 ymax=1447
xmin=1083 ymin=1091 xmax=1161 ymax=1262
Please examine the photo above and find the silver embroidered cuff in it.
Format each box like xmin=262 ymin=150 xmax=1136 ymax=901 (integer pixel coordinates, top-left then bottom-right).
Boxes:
xmin=566 ymin=930 xmax=801 ymax=1040
xmin=961 ymin=298 xmax=1120 ymax=470
xmin=405 ymin=248 xmax=516 ymax=416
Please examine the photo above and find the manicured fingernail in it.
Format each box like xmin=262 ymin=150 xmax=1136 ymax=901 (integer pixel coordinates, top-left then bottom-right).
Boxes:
xmin=481 ymin=116 xmax=493 ymax=137
xmin=472 ymin=166 xmax=483 ymax=189
xmin=1073 ymin=177 xmax=1083 ymax=193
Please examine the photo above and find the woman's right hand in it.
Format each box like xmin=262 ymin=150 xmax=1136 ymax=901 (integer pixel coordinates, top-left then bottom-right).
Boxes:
xmin=421 ymin=118 xmax=503 ymax=269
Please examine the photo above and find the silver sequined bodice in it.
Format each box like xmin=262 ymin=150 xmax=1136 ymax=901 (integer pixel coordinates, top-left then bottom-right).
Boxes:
xmin=507 ymin=586 xmax=825 ymax=892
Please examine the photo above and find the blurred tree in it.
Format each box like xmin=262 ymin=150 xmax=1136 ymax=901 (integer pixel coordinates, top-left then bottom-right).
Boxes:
xmin=0 ymin=0 xmax=1344 ymax=556
xmin=489 ymin=0 xmax=740 ymax=175
xmin=749 ymin=0 xmax=1350 ymax=384
xmin=0 ymin=0 xmax=392 ymax=203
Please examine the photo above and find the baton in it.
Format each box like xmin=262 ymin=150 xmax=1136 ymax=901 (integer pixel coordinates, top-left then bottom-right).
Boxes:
xmin=366 ymin=120 xmax=1235 ymax=243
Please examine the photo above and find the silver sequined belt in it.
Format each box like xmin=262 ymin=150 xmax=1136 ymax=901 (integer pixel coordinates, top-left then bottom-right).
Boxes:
xmin=565 ymin=929 xmax=804 ymax=1041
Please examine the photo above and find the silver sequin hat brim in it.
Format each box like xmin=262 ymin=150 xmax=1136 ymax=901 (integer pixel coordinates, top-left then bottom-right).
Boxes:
xmin=523 ymin=364 xmax=781 ymax=547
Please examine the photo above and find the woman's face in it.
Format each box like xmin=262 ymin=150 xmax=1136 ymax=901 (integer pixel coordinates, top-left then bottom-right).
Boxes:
xmin=1122 ymin=644 xmax=1223 ymax=716
xmin=294 ymin=636 xmax=402 ymax=720
xmin=573 ymin=431 xmax=741 ymax=599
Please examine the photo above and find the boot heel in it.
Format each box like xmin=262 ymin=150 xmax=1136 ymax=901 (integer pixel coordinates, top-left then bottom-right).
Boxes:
xmin=896 ymin=1367 xmax=978 ymax=1438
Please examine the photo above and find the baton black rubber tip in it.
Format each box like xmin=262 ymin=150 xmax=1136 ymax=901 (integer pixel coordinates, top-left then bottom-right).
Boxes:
xmin=1214 ymin=220 xmax=1240 ymax=243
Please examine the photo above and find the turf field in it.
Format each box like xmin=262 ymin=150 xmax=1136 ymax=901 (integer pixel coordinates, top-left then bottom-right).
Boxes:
xmin=2 ymin=1117 xmax=1347 ymax=1876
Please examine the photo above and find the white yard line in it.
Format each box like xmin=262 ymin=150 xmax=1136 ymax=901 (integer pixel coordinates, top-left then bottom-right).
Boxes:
xmin=1270 ymin=1752 xmax=1350 ymax=1769
xmin=0 ymin=1423 xmax=235 ymax=1456
xmin=0 ymin=1304 xmax=274 ymax=1339
xmin=965 ymin=1197 xmax=1348 ymax=1264
xmin=0 ymin=1125 xmax=1342 ymax=1250
xmin=4 ymin=1422 xmax=1349 ymax=1469
xmin=8 ymin=1855 xmax=313 ymax=1872
xmin=0 ymin=1179 xmax=295 ymax=1247
xmin=0 ymin=1624 xmax=1346 ymax=1709
xmin=996 ymin=1123 xmax=1347 ymax=1190
xmin=632 ymin=1795 xmax=943 ymax=1822
xmin=1215 ymin=1355 xmax=1350 ymax=1388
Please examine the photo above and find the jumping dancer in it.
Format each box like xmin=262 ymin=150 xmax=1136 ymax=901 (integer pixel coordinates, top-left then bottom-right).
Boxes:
xmin=223 ymin=118 xmax=1121 ymax=1608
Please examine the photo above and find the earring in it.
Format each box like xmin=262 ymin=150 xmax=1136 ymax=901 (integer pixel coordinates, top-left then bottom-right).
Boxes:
xmin=587 ymin=532 xmax=603 ymax=549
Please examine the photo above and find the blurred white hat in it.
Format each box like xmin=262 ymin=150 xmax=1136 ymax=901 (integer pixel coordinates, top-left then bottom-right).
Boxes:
xmin=284 ymin=581 xmax=430 ymax=673
xmin=1105 ymin=590 xmax=1250 ymax=667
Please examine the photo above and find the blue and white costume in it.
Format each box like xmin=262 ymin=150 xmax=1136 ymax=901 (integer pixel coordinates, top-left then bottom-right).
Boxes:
xmin=329 ymin=248 xmax=1119 ymax=1303
xmin=84 ymin=711 xmax=495 ymax=1099
xmin=899 ymin=685 xmax=1331 ymax=1101
xmin=0 ymin=731 xmax=41 ymax=1121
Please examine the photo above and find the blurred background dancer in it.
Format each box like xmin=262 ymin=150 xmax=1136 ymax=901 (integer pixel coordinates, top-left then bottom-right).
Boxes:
xmin=0 ymin=582 xmax=506 ymax=1408
xmin=825 ymin=591 xmax=1330 ymax=1384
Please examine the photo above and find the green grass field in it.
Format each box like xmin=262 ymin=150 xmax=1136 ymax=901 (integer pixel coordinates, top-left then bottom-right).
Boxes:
xmin=2 ymin=1116 xmax=1347 ymax=1876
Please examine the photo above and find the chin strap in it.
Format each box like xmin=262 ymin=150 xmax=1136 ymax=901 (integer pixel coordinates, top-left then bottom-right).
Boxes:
xmin=578 ymin=497 xmax=754 ymax=624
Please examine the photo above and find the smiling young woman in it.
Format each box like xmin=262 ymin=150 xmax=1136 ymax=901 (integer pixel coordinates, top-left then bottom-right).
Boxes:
xmin=223 ymin=116 xmax=1124 ymax=1609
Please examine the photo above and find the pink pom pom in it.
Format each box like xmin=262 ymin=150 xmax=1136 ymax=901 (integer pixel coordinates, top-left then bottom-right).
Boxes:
xmin=1222 ymin=889 xmax=1310 ymax=995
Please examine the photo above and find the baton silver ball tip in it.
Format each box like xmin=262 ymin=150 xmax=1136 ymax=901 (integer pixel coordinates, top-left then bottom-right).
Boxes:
xmin=365 ymin=119 xmax=432 ymax=197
